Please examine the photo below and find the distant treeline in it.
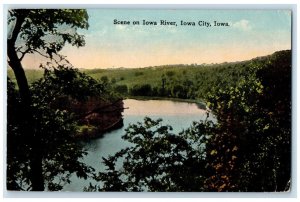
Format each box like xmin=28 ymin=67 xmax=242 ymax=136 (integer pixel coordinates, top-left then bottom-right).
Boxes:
xmin=87 ymin=56 xmax=272 ymax=100
xmin=9 ymin=58 xmax=264 ymax=101
xmin=86 ymin=61 xmax=252 ymax=100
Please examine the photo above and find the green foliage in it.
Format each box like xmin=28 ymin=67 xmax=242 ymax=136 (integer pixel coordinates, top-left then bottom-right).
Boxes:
xmin=87 ymin=117 xmax=213 ymax=191
xmin=100 ymin=75 xmax=109 ymax=84
xmin=7 ymin=66 xmax=105 ymax=190
xmin=130 ymin=84 xmax=152 ymax=96
xmin=11 ymin=60 xmax=255 ymax=100
xmin=86 ymin=50 xmax=291 ymax=192
xmin=114 ymin=84 xmax=128 ymax=95
xmin=7 ymin=22 xmax=291 ymax=191
xmin=111 ymin=77 xmax=116 ymax=84
xmin=8 ymin=9 xmax=89 ymax=61
xmin=204 ymin=50 xmax=291 ymax=191
xmin=7 ymin=9 xmax=91 ymax=190
xmin=134 ymin=71 xmax=144 ymax=76
xmin=34 ymin=66 xmax=106 ymax=101
xmin=166 ymin=70 xmax=175 ymax=77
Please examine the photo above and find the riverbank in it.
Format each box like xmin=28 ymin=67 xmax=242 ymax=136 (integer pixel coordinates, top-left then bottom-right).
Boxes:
xmin=63 ymin=98 xmax=211 ymax=191
xmin=72 ymin=98 xmax=125 ymax=140
xmin=72 ymin=96 xmax=207 ymax=140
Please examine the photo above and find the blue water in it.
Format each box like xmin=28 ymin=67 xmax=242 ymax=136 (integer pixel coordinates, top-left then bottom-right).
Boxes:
xmin=62 ymin=99 xmax=212 ymax=191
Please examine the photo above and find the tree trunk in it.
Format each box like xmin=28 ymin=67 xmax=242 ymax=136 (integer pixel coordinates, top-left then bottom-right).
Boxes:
xmin=7 ymin=17 xmax=44 ymax=190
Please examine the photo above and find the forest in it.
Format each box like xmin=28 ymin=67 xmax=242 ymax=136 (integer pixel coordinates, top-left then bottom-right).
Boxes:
xmin=7 ymin=9 xmax=291 ymax=192
xmin=8 ymin=59 xmax=262 ymax=102
xmin=85 ymin=50 xmax=292 ymax=192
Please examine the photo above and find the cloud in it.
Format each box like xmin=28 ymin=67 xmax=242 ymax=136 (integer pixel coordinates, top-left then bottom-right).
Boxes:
xmin=232 ymin=19 xmax=252 ymax=31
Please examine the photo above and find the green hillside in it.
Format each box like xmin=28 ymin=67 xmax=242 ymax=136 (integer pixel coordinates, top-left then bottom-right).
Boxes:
xmin=7 ymin=51 xmax=284 ymax=101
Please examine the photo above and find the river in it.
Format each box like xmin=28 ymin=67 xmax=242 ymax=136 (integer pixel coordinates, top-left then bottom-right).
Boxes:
xmin=62 ymin=99 xmax=213 ymax=191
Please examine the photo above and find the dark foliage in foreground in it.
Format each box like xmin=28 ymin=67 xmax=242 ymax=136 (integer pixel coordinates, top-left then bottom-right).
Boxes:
xmin=7 ymin=66 xmax=113 ymax=190
xmin=87 ymin=50 xmax=291 ymax=192
xmin=7 ymin=9 xmax=90 ymax=191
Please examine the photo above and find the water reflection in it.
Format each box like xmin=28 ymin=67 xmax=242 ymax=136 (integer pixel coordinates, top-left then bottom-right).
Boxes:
xmin=124 ymin=99 xmax=207 ymax=116
xmin=63 ymin=99 xmax=211 ymax=191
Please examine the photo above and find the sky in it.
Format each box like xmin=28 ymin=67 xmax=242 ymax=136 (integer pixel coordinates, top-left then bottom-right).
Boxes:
xmin=22 ymin=9 xmax=291 ymax=69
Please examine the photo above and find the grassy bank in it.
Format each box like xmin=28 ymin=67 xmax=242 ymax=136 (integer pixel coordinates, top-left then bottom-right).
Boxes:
xmin=8 ymin=54 xmax=269 ymax=103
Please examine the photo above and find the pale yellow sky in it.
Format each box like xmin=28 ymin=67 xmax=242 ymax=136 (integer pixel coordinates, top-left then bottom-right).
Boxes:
xmin=19 ymin=9 xmax=291 ymax=69
xmin=22 ymin=42 xmax=290 ymax=69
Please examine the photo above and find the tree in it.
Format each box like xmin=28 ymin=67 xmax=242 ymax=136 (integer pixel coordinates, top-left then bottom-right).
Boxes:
xmin=114 ymin=84 xmax=128 ymax=95
xmin=87 ymin=117 xmax=212 ymax=191
xmin=204 ymin=50 xmax=291 ymax=191
xmin=86 ymin=50 xmax=291 ymax=192
xmin=7 ymin=72 xmax=96 ymax=190
xmin=100 ymin=76 xmax=109 ymax=84
xmin=166 ymin=70 xmax=175 ymax=77
xmin=7 ymin=9 xmax=89 ymax=191
xmin=129 ymin=84 xmax=152 ymax=96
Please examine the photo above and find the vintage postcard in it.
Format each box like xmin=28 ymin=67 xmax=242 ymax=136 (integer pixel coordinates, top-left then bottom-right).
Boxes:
xmin=6 ymin=8 xmax=292 ymax=193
